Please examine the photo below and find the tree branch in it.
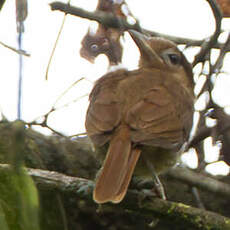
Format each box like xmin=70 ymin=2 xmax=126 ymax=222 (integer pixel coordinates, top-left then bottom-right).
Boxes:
xmin=49 ymin=1 xmax=226 ymax=50
xmin=192 ymin=0 xmax=222 ymax=66
xmin=167 ymin=167 xmax=230 ymax=198
xmin=0 ymin=40 xmax=30 ymax=57
xmin=0 ymin=163 xmax=229 ymax=230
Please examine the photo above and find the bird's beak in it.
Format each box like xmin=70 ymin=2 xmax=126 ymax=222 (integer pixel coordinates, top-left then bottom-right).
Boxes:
xmin=128 ymin=30 xmax=163 ymax=66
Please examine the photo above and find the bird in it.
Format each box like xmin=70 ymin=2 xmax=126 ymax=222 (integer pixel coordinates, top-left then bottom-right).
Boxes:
xmin=85 ymin=30 xmax=195 ymax=204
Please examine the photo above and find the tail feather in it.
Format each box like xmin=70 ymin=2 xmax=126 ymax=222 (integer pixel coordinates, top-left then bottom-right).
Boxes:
xmin=112 ymin=148 xmax=141 ymax=203
xmin=93 ymin=126 xmax=140 ymax=204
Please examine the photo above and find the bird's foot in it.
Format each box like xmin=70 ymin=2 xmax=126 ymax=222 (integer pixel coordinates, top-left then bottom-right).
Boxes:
xmin=77 ymin=180 xmax=94 ymax=197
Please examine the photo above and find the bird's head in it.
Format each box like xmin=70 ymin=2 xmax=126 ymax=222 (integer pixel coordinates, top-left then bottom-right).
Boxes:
xmin=128 ymin=30 xmax=194 ymax=93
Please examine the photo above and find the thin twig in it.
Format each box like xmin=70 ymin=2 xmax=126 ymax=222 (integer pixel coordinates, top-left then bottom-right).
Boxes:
xmin=0 ymin=40 xmax=30 ymax=56
xmin=69 ymin=132 xmax=87 ymax=138
xmin=192 ymin=0 xmax=222 ymax=66
xmin=190 ymin=34 xmax=230 ymax=148
xmin=45 ymin=8 xmax=69 ymax=80
xmin=54 ymin=93 xmax=88 ymax=110
xmin=49 ymin=1 xmax=227 ymax=50
xmin=191 ymin=187 xmax=206 ymax=209
xmin=27 ymin=78 xmax=87 ymax=136
xmin=53 ymin=77 xmax=84 ymax=108
xmin=210 ymin=32 xmax=230 ymax=73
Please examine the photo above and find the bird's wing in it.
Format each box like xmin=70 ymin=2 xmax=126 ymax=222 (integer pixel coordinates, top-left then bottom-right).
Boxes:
xmin=126 ymin=85 xmax=184 ymax=147
xmin=86 ymin=89 xmax=121 ymax=145
xmin=85 ymin=71 xmax=127 ymax=146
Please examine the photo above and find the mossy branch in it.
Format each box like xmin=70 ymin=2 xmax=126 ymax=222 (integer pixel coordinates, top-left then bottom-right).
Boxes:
xmin=0 ymin=163 xmax=229 ymax=230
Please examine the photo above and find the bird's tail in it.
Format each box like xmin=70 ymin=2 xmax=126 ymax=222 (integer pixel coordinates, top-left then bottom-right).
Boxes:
xmin=93 ymin=125 xmax=141 ymax=204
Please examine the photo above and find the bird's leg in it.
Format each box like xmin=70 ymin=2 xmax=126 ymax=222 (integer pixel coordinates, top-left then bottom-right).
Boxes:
xmin=143 ymin=157 xmax=166 ymax=200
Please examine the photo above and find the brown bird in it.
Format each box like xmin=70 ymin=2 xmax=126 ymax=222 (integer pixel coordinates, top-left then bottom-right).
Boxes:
xmin=85 ymin=30 xmax=195 ymax=204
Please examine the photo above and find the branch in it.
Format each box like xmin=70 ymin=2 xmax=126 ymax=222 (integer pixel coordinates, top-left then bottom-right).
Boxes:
xmin=3 ymin=121 xmax=228 ymax=205
xmin=50 ymin=1 xmax=141 ymax=31
xmin=167 ymin=167 xmax=230 ymax=198
xmin=0 ymin=40 xmax=30 ymax=57
xmin=210 ymin=32 xmax=230 ymax=73
xmin=49 ymin=1 xmax=226 ymax=50
xmin=188 ymin=107 xmax=230 ymax=150
xmin=0 ymin=163 xmax=229 ymax=230
xmin=189 ymin=125 xmax=212 ymax=148
xmin=192 ymin=0 xmax=222 ymax=66
xmin=125 ymin=196 xmax=230 ymax=230
xmin=0 ymin=163 xmax=93 ymax=198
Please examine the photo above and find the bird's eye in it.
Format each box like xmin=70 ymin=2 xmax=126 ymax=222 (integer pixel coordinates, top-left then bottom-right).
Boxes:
xmin=168 ymin=53 xmax=181 ymax=65
xmin=91 ymin=44 xmax=98 ymax=51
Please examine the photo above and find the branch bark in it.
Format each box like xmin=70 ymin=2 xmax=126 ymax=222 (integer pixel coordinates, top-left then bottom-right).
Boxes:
xmin=167 ymin=167 xmax=230 ymax=198
xmin=1 ymin=163 xmax=230 ymax=230
xmin=0 ymin=121 xmax=230 ymax=229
